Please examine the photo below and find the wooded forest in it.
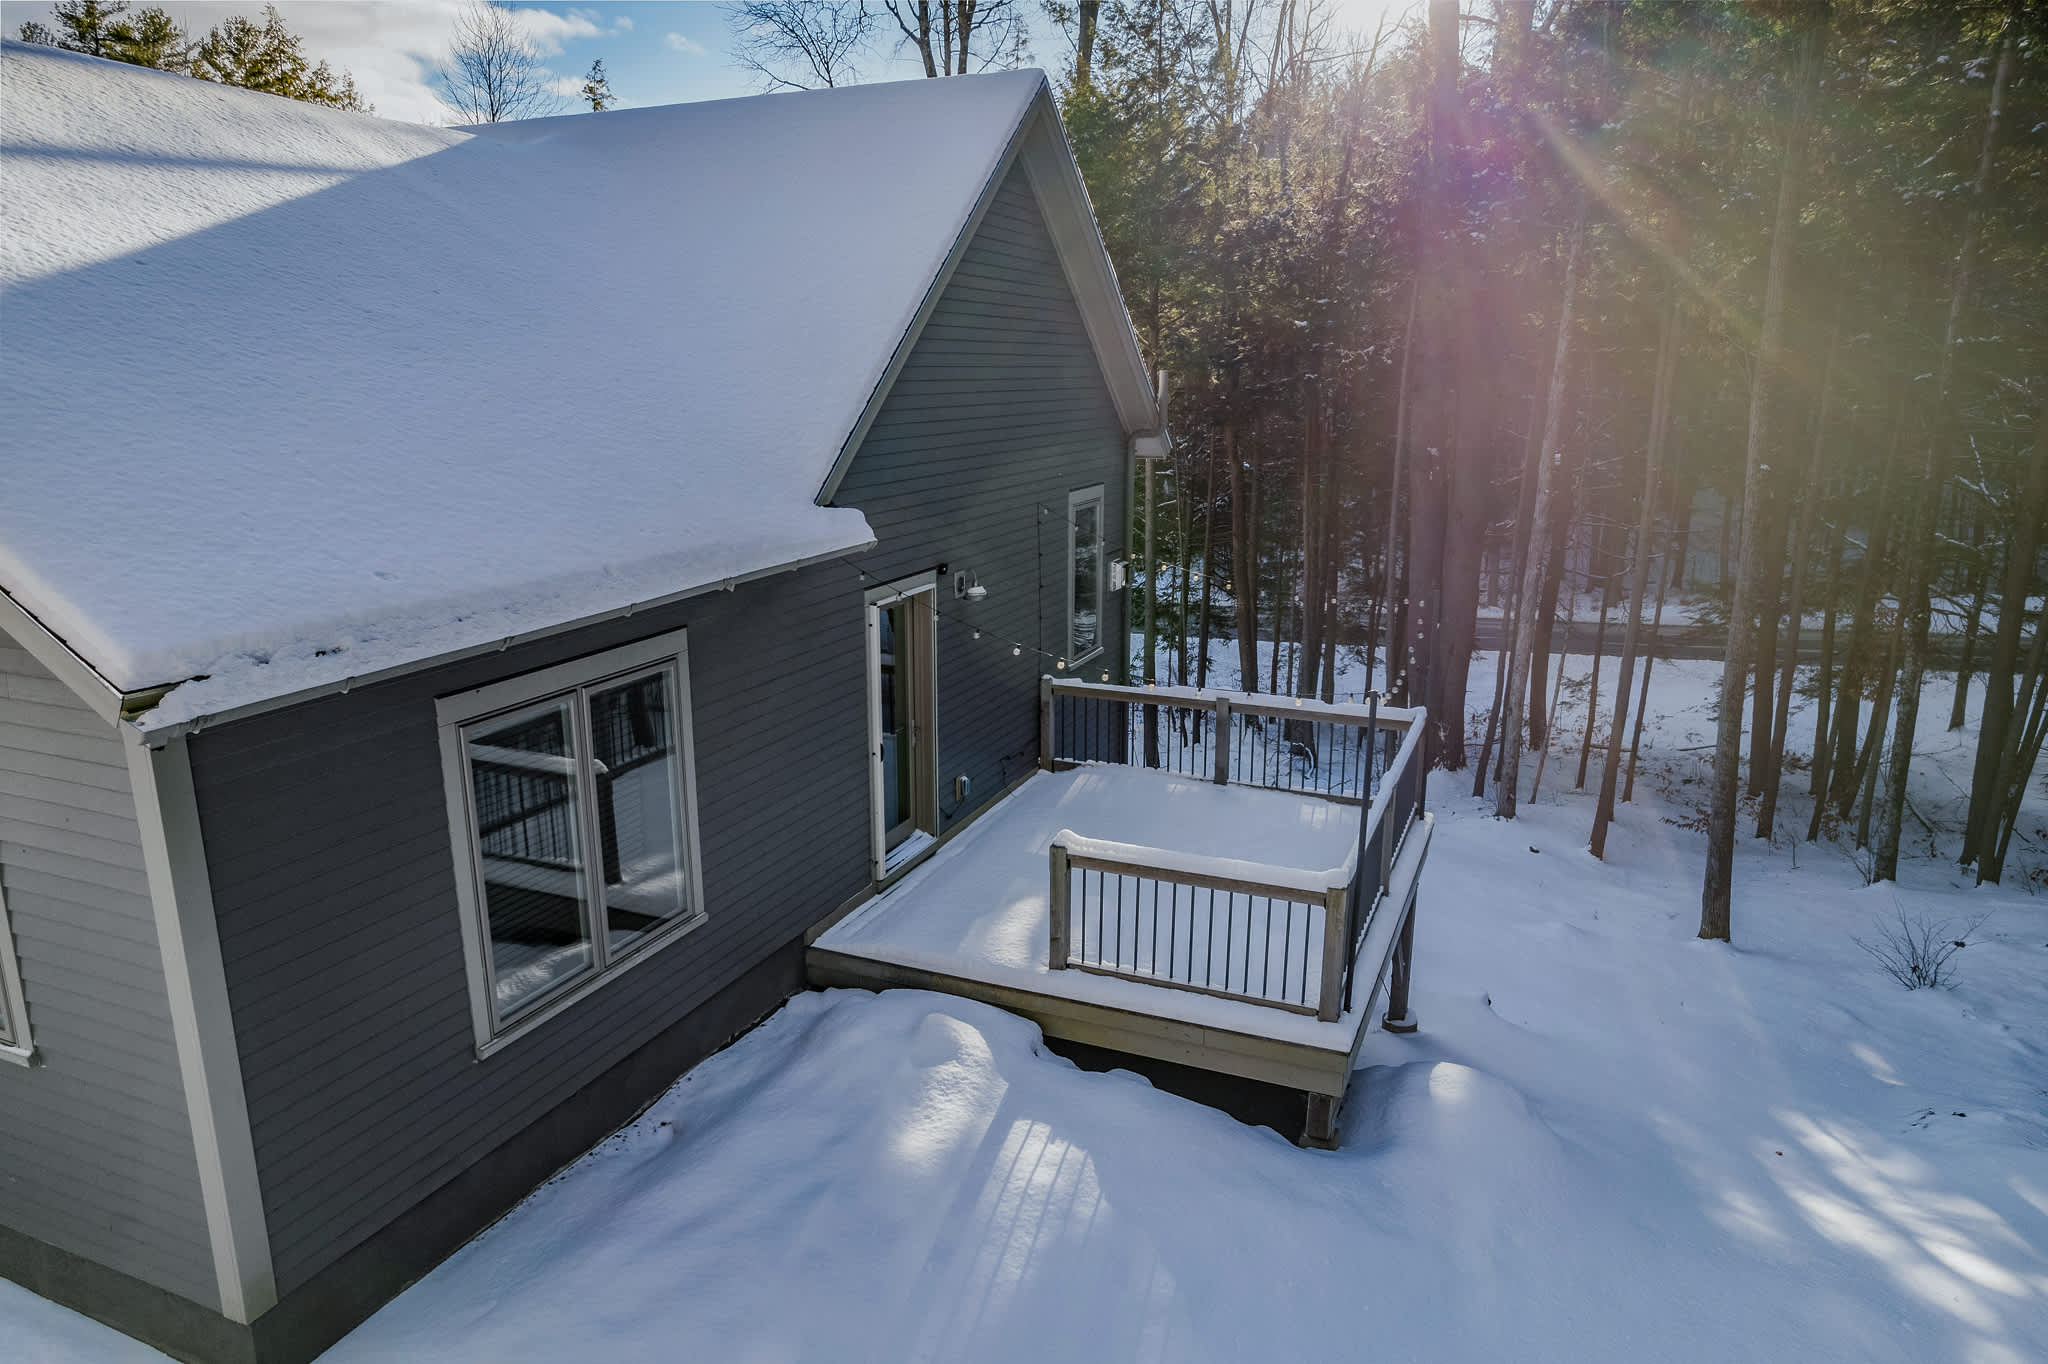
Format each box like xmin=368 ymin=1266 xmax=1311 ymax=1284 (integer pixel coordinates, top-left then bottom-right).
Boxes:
xmin=1006 ymin=0 xmax=2046 ymax=940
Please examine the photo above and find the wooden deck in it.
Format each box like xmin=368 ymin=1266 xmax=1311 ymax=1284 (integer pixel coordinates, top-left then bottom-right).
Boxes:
xmin=809 ymin=733 xmax=1432 ymax=1146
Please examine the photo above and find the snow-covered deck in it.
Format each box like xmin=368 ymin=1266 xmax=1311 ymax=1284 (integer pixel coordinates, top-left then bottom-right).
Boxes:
xmin=811 ymin=762 xmax=1433 ymax=1123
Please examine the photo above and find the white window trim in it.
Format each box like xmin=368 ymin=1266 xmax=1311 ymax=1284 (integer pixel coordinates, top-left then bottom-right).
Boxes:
xmin=864 ymin=572 xmax=940 ymax=885
xmin=0 ymin=875 xmax=32 ymax=1066
xmin=1068 ymin=484 xmax=1106 ymax=667
xmin=435 ymin=628 xmax=707 ymax=1060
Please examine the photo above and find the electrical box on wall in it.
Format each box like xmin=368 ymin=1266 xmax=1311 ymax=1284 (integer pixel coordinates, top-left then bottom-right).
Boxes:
xmin=1108 ymin=557 xmax=1128 ymax=592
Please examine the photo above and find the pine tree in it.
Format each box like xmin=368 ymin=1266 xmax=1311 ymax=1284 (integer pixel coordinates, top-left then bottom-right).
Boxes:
xmin=29 ymin=0 xmax=127 ymax=57
xmin=581 ymin=59 xmax=616 ymax=112
xmin=108 ymin=7 xmax=189 ymax=71
xmin=193 ymin=5 xmax=368 ymax=112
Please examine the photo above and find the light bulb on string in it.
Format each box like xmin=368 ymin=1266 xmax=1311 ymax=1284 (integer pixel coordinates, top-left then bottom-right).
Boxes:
xmin=1012 ymin=644 xmax=1021 ymax=657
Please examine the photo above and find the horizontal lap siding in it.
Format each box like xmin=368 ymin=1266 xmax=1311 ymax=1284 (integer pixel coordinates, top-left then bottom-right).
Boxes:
xmin=0 ymin=636 xmax=216 ymax=1309
xmin=833 ymin=162 xmax=1129 ymax=829
xmin=192 ymin=563 xmax=872 ymax=1295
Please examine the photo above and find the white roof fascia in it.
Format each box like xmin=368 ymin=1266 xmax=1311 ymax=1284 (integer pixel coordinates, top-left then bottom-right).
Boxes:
xmin=0 ymin=583 xmax=124 ymax=725
xmin=128 ymin=537 xmax=873 ymax=741
xmin=817 ymin=84 xmax=1162 ymax=508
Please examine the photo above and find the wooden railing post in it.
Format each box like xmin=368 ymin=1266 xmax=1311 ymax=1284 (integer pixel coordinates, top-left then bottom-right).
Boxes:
xmin=1048 ymin=842 xmax=1071 ymax=968
xmin=1039 ymin=675 xmax=1054 ymax=772
xmin=1212 ymin=695 xmax=1232 ymax=785
xmin=1317 ymin=886 xmax=1349 ymax=1022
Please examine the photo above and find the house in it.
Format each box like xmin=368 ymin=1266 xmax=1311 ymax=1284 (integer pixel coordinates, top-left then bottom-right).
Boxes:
xmin=0 ymin=42 xmax=1167 ymax=1363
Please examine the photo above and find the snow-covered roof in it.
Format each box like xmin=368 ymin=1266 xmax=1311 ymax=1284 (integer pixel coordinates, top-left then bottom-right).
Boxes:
xmin=1 ymin=43 xmax=1154 ymax=729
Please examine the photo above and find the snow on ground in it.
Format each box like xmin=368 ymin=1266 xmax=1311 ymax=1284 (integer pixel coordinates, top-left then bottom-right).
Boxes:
xmin=10 ymin=650 xmax=2046 ymax=1363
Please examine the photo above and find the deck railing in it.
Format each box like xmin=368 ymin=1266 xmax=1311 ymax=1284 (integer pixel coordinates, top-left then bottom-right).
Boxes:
xmin=1042 ymin=679 xmax=1426 ymax=1022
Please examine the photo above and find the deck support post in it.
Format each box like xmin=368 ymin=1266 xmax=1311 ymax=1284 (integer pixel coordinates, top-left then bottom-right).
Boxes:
xmin=1048 ymin=842 xmax=1071 ymax=968
xmin=1382 ymin=899 xmax=1418 ymax=1034
xmin=1317 ymin=886 xmax=1349 ymax=1022
xmin=1039 ymin=674 xmax=1054 ymax=772
xmin=1303 ymin=1091 xmax=1342 ymax=1150
xmin=1212 ymin=695 xmax=1232 ymax=784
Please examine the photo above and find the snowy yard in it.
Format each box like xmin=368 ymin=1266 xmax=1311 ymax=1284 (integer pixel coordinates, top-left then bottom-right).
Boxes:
xmin=11 ymin=660 xmax=2048 ymax=1363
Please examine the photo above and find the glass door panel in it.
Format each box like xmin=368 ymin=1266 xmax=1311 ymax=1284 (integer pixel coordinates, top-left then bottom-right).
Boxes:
xmin=879 ymin=601 xmax=916 ymax=850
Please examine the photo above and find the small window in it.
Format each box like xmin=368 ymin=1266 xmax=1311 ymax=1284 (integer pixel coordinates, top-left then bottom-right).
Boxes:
xmin=1069 ymin=485 xmax=1105 ymax=665
xmin=0 ymin=878 xmax=31 ymax=1065
xmin=436 ymin=629 xmax=705 ymax=1056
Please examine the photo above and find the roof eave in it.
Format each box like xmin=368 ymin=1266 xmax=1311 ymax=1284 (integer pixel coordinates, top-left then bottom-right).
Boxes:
xmin=0 ymin=583 xmax=125 ymax=726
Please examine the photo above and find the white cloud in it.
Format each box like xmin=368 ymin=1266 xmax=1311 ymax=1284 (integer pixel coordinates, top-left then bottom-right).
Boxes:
xmin=0 ymin=2 xmax=624 ymax=125
xmin=512 ymin=7 xmax=603 ymax=57
xmin=665 ymin=32 xmax=707 ymax=56
xmin=613 ymin=15 xmax=633 ymax=31
xmin=545 ymin=74 xmax=586 ymax=99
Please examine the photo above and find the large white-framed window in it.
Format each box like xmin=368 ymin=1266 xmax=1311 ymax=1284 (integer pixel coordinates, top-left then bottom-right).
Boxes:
xmin=0 ymin=877 xmax=32 ymax=1066
xmin=1068 ymin=484 xmax=1105 ymax=666
xmin=435 ymin=628 xmax=707 ymax=1058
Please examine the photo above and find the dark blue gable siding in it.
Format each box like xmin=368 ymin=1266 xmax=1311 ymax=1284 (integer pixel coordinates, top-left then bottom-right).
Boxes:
xmin=833 ymin=161 xmax=1130 ymax=828
xmin=190 ymin=155 xmax=1131 ymax=1306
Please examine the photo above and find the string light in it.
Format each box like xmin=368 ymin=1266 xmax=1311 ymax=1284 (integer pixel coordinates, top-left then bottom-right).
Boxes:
xmin=839 ymin=552 xmax=1127 ymax=674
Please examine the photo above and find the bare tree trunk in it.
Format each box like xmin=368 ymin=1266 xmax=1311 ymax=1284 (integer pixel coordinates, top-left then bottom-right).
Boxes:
xmin=1576 ymin=541 xmax=1621 ymax=789
xmin=1856 ymin=618 xmax=1902 ymax=850
xmin=1875 ymin=20 xmax=2013 ymax=882
xmin=1497 ymin=193 xmax=1587 ymax=818
xmin=1985 ymin=607 xmax=2048 ymax=879
xmin=1703 ymin=10 xmax=1825 ymax=941
xmin=1381 ymin=282 xmax=1417 ymax=699
xmin=1074 ymin=0 xmax=1099 ymax=90
xmin=1746 ymin=493 xmax=1789 ymax=799
xmin=1196 ymin=435 xmax=1220 ymax=689
xmin=1592 ymin=294 xmax=1680 ymax=856
xmin=1668 ymin=480 xmax=1693 ymax=592
xmin=1174 ymin=457 xmax=1193 ymax=686
xmin=1809 ymin=514 xmax=1846 ymax=796
xmin=1231 ymin=425 xmax=1261 ymax=691
xmin=1530 ymin=578 xmax=1577 ymax=805
xmin=1319 ymin=457 xmax=1342 ymax=703
xmin=1527 ymin=470 xmax=1573 ymax=753
xmin=1759 ymin=304 xmax=1841 ymax=839
xmin=1964 ymin=402 xmax=2048 ymax=865
xmin=1476 ymin=390 xmax=1545 ymax=796
xmin=1948 ymin=527 xmax=1992 ymax=730
xmin=1401 ymin=0 xmax=1461 ymax=737
xmin=1626 ymin=520 xmax=1673 ymax=805
xmin=1823 ymin=397 xmax=1906 ymax=825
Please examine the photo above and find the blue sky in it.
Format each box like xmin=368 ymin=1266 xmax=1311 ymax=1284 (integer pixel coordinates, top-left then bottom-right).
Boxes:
xmin=1 ymin=1 xmax=1416 ymax=125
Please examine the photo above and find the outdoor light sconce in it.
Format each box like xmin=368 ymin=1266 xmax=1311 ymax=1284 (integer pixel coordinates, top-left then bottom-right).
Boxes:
xmin=954 ymin=570 xmax=987 ymax=602
xmin=1108 ymin=557 xmax=1129 ymax=592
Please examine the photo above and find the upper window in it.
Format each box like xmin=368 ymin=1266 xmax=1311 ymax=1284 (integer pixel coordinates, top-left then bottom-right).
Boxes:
xmin=0 ymin=880 xmax=30 ymax=1065
xmin=1069 ymin=485 xmax=1105 ymax=664
xmin=436 ymin=629 xmax=705 ymax=1056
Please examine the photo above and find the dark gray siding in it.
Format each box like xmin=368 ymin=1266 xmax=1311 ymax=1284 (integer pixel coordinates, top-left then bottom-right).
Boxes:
xmin=191 ymin=564 xmax=871 ymax=1295
xmin=0 ymin=630 xmax=217 ymax=1310
xmin=834 ymin=161 xmax=1130 ymax=830
xmin=189 ymin=155 xmax=1131 ymax=1305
